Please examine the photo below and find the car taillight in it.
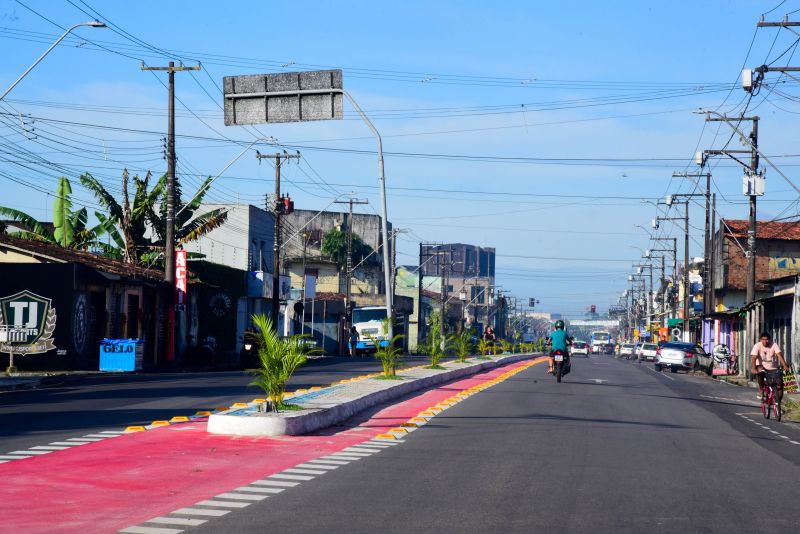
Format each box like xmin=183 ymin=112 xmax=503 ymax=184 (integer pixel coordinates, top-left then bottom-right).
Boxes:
xmin=686 ymin=352 xmax=693 ymax=359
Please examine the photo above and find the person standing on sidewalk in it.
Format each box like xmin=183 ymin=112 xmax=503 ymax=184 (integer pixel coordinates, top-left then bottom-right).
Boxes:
xmin=750 ymin=332 xmax=791 ymax=402
xmin=349 ymin=326 xmax=360 ymax=358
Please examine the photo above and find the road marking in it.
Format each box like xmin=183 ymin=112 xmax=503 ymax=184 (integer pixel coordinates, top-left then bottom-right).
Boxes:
xmin=145 ymin=517 xmax=207 ymax=526
xmin=330 ymin=451 xmax=372 ymax=457
xmin=356 ymin=443 xmax=391 ymax=449
xmin=233 ymin=486 xmax=285 ymax=494
xmin=321 ymin=454 xmax=360 ymax=461
xmin=9 ymin=450 xmax=50 ymax=455
xmin=0 ymin=454 xmax=30 ymax=460
xmin=49 ymin=441 xmax=85 ymax=446
xmin=791 ymin=441 xmax=800 ymax=445
xmin=214 ymin=492 xmax=268 ymax=501
xmin=66 ymin=437 xmax=104 ymax=442
xmin=268 ymin=473 xmax=315 ymax=481
xmin=194 ymin=500 xmax=251 ymax=508
xmin=295 ymin=462 xmax=338 ymax=470
xmin=283 ymin=468 xmax=328 ymax=476
xmin=82 ymin=434 xmax=114 ymax=439
xmin=307 ymin=459 xmax=350 ymax=466
xmin=171 ymin=508 xmax=230 ymax=517
xmin=98 ymin=430 xmax=124 ymax=435
xmin=119 ymin=526 xmax=184 ymax=534
xmin=29 ymin=445 xmax=71 ymax=450
xmin=645 ymin=365 xmax=675 ymax=380
xmin=342 ymin=447 xmax=379 ymax=454
xmin=250 ymin=479 xmax=299 ymax=487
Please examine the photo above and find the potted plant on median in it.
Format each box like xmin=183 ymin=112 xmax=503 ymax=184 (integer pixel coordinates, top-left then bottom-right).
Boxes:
xmin=247 ymin=313 xmax=316 ymax=412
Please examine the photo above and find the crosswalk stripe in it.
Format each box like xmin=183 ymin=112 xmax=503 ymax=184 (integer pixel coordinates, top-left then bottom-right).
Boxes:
xmin=330 ymin=451 xmax=371 ymax=457
xmin=0 ymin=455 xmax=30 ymax=460
xmin=283 ymin=468 xmax=327 ymax=475
xmin=66 ymin=438 xmax=104 ymax=442
xmin=342 ymin=447 xmax=378 ymax=454
xmin=9 ymin=450 xmax=50 ymax=455
xmin=99 ymin=431 xmax=124 ymax=435
xmin=295 ymin=463 xmax=338 ymax=470
xmin=172 ymin=508 xmax=230 ymax=517
xmin=29 ymin=446 xmax=70 ymax=450
xmin=145 ymin=517 xmax=206 ymax=526
xmin=355 ymin=443 xmax=390 ymax=449
xmin=119 ymin=526 xmax=183 ymax=534
xmin=215 ymin=492 xmax=268 ymax=501
xmin=49 ymin=442 xmax=84 ymax=446
xmin=194 ymin=500 xmax=251 ymax=508
xmin=233 ymin=486 xmax=284 ymax=494
xmin=82 ymin=434 xmax=113 ymax=439
xmin=326 ymin=454 xmax=363 ymax=461
xmin=250 ymin=479 xmax=299 ymax=487
xmin=307 ymin=458 xmax=349 ymax=465
xmin=268 ymin=473 xmax=314 ymax=481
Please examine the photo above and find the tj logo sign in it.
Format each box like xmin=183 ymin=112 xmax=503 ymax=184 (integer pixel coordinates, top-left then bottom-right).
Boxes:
xmin=0 ymin=291 xmax=57 ymax=354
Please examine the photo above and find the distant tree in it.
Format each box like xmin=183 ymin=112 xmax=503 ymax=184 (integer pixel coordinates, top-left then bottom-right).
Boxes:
xmin=321 ymin=228 xmax=374 ymax=266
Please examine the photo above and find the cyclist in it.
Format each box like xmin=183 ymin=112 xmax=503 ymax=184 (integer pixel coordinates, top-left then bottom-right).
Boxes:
xmin=750 ymin=332 xmax=791 ymax=403
xmin=548 ymin=320 xmax=570 ymax=374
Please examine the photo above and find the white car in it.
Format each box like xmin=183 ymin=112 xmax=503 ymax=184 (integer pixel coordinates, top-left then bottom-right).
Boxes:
xmin=655 ymin=342 xmax=714 ymax=374
xmin=638 ymin=343 xmax=659 ymax=362
xmin=571 ymin=341 xmax=590 ymax=356
xmin=619 ymin=343 xmax=635 ymax=358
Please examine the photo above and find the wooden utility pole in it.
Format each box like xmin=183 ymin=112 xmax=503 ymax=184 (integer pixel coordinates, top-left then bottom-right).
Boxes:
xmin=141 ymin=61 xmax=200 ymax=362
xmin=256 ymin=152 xmax=300 ymax=330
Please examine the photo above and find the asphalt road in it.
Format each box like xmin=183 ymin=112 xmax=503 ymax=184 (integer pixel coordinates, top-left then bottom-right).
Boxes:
xmin=191 ymin=355 xmax=800 ymax=534
xmin=0 ymin=356 xmax=417 ymax=452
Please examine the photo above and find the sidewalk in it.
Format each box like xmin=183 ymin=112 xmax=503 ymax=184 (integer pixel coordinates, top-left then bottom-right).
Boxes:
xmin=0 ymin=376 xmax=41 ymax=392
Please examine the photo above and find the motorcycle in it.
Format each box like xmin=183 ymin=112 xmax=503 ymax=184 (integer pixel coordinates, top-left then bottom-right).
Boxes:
xmin=553 ymin=349 xmax=571 ymax=383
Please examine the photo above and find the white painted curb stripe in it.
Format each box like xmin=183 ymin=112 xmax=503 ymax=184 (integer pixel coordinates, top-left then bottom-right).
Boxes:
xmin=29 ymin=446 xmax=70 ymax=450
xmin=234 ymin=486 xmax=284 ymax=494
xmin=0 ymin=455 xmax=30 ymax=460
xmin=146 ymin=517 xmax=206 ymax=526
xmin=268 ymin=473 xmax=315 ymax=481
xmin=250 ymin=479 xmax=299 ymax=487
xmin=172 ymin=508 xmax=230 ymax=517
xmin=9 ymin=450 xmax=50 ymax=455
xmin=119 ymin=526 xmax=183 ymax=534
xmin=282 ymin=468 xmax=327 ymax=475
xmin=49 ymin=441 xmax=85 ymax=446
xmin=215 ymin=492 xmax=268 ymax=501
xmin=194 ymin=500 xmax=251 ymax=508
xmin=295 ymin=463 xmax=338 ymax=470
xmin=342 ymin=447 xmax=379 ymax=454
xmin=307 ymin=459 xmax=349 ymax=466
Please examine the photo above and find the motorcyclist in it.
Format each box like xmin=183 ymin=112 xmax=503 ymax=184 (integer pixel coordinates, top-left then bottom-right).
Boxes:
xmin=548 ymin=320 xmax=571 ymax=374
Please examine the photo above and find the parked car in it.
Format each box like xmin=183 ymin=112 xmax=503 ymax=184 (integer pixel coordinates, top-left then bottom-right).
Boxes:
xmin=619 ymin=343 xmax=635 ymax=358
xmin=571 ymin=340 xmax=590 ymax=357
xmin=637 ymin=342 xmax=659 ymax=362
xmin=655 ymin=341 xmax=713 ymax=374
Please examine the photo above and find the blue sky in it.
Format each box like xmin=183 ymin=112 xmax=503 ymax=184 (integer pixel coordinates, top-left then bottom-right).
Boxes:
xmin=1 ymin=0 xmax=799 ymax=316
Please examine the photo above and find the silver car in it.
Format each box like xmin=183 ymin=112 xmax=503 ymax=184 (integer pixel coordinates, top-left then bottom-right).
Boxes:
xmin=638 ymin=343 xmax=659 ymax=362
xmin=655 ymin=341 xmax=713 ymax=374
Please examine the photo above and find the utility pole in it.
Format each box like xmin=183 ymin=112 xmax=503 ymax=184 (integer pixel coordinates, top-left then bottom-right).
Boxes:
xmin=710 ymin=194 xmax=716 ymax=311
xmin=256 ymin=151 xmax=301 ymax=330
xmin=141 ymin=61 xmax=200 ymax=362
xmin=683 ymin=200 xmax=690 ymax=340
xmin=703 ymin=115 xmax=759 ymax=303
xmin=334 ymin=197 xmax=368 ymax=330
xmin=672 ymin=171 xmax=712 ymax=314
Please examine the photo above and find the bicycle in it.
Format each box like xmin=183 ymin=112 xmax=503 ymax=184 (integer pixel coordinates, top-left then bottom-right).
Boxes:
xmin=759 ymin=369 xmax=782 ymax=422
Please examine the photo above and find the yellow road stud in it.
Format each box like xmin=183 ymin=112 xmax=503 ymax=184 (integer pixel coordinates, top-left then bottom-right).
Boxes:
xmin=231 ymin=403 xmax=249 ymax=408
xmin=409 ymin=417 xmax=427 ymax=423
xmin=401 ymin=422 xmax=418 ymax=428
xmin=169 ymin=416 xmax=189 ymax=422
xmin=376 ymin=433 xmax=397 ymax=439
xmin=389 ymin=427 xmax=408 ymax=434
xmin=150 ymin=420 xmax=170 ymax=427
xmin=194 ymin=411 xmax=212 ymax=416
xmin=124 ymin=426 xmax=146 ymax=433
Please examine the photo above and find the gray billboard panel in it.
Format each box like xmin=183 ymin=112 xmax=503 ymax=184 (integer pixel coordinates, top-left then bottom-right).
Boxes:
xmin=223 ymin=69 xmax=343 ymax=125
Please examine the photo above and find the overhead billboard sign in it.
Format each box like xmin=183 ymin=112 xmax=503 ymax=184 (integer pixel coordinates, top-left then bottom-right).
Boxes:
xmin=223 ymin=69 xmax=343 ymax=125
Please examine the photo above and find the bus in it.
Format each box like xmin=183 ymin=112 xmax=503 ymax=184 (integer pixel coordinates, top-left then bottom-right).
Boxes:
xmin=590 ymin=331 xmax=611 ymax=354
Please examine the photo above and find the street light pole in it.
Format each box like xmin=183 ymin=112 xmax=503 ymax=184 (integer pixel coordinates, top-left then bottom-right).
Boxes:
xmin=0 ymin=21 xmax=106 ymax=102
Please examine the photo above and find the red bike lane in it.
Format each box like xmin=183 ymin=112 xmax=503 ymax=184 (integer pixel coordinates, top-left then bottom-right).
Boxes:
xmin=0 ymin=358 xmax=541 ymax=534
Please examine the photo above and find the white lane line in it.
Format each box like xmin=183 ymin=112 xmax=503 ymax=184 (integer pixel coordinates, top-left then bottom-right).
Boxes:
xmin=194 ymin=500 xmax=251 ymax=508
xmin=791 ymin=441 xmax=800 ymax=445
xmin=779 ymin=435 xmax=790 ymax=439
xmin=282 ymin=468 xmax=328 ymax=476
xmin=29 ymin=446 xmax=71 ymax=450
xmin=0 ymin=454 xmax=30 ymax=460
xmin=769 ymin=430 xmax=780 ymax=435
xmin=307 ymin=458 xmax=350 ymax=465
xmin=49 ymin=441 xmax=84 ymax=446
xmin=171 ymin=508 xmax=230 ymax=517
xmin=119 ymin=526 xmax=183 ymax=534
xmin=9 ymin=450 xmax=50 ymax=455
xmin=645 ymin=365 xmax=675 ymax=381
xmin=295 ymin=463 xmax=338 ymax=470
xmin=234 ymin=486 xmax=285 ymax=494
xmin=145 ymin=517 xmax=207 ymax=526
xmin=250 ymin=479 xmax=299 ymax=488
xmin=268 ymin=473 xmax=314 ymax=481
xmin=215 ymin=493 xmax=268 ymax=501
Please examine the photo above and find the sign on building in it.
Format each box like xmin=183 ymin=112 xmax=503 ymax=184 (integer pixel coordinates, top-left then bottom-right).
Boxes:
xmin=0 ymin=290 xmax=57 ymax=355
xmin=175 ymin=250 xmax=187 ymax=311
xmin=223 ymin=70 xmax=343 ymax=126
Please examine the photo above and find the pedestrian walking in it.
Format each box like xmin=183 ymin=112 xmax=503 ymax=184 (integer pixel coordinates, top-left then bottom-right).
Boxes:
xmin=349 ymin=326 xmax=360 ymax=358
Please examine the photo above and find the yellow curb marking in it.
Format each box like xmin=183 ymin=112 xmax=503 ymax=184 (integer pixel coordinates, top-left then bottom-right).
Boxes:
xmin=169 ymin=416 xmax=189 ymax=422
xmin=150 ymin=420 xmax=170 ymax=427
xmin=124 ymin=426 xmax=146 ymax=433
xmin=376 ymin=433 xmax=397 ymax=439
xmin=194 ymin=411 xmax=212 ymax=416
